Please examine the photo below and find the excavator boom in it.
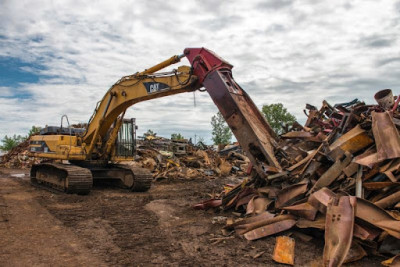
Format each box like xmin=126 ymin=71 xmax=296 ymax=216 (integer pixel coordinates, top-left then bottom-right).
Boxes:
xmin=82 ymin=65 xmax=199 ymax=155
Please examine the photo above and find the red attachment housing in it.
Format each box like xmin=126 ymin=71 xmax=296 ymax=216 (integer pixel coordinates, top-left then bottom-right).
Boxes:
xmin=184 ymin=47 xmax=233 ymax=84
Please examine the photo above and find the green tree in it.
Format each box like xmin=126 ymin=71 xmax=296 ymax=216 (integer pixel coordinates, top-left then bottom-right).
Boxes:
xmin=0 ymin=135 xmax=25 ymax=151
xmin=144 ymin=129 xmax=156 ymax=137
xmin=171 ymin=133 xmax=184 ymax=140
xmin=28 ymin=126 xmax=42 ymax=136
xmin=261 ymin=103 xmax=296 ymax=135
xmin=211 ymin=112 xmax=232 ymax=145
xmin=146 ymin=129 xmax=154 ymax=135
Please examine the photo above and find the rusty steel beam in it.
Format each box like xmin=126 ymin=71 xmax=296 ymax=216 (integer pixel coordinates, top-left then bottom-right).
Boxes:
xmin=235 ymin=214 xmax=295 ymax=235
xmin=242 ymin=215 xmax=297 ymax=240
xmin=282 ymin=202 xmax=318 ymax=221
xmin=328 ymin=124 xmax=373 ymax=161
xmin=224 ymin=211 xmax=275 ymax=230
xmin=309 ymin=152 xmax=352 ymax=194
xmin=275 ymin=180 xmax=309 ymax=208
xmin=372 ymin=111 xmax=400 ymax=161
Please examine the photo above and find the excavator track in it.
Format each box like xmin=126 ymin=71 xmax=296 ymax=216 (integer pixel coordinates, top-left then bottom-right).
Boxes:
xmin=115 ymin=165 xmax=153 ymax=192
xmin=31 ymin=163 xmax=93 ymax=195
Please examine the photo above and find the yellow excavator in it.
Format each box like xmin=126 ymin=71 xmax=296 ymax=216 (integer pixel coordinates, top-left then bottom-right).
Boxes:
xmin=29 ymin=48 xmax=280 ymax=194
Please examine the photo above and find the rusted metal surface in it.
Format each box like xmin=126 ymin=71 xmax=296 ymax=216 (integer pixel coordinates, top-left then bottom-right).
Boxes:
xmin=382 ymin=255 xmax=400 ymax=266
xmin=224 ymin=186 xmax=255 ymax=210
xmin=266 ymin=171 xmax=289 ymax=181
xmin=363 ymin=181 xmax=400 ymax=190
xmin=374 ymin=191 xmax=400 ymax=209
xmin=354 ymin=149 xmax=380 ymax=168
xmin=281 ymin=131 xmax=313 ymax=139
xmin=246 ymin=197 xmax=273 ymax=215
xmin=282 ymin=202 xmax=318 ymax=220
xmin=344 ymin=242 xmax=367 ymax=263
xmin=356 ymin=198 xmax=400 ymax=238
xmin=310 ymin=152 xmax=352 ymax=193
xmin=296 ymin=214 xmax=326 ymax=229
xmin=235 ymin=194 xmax=257 ymax=210
xmin=235 ymin=214 xmax=295 ymax=235
xmin=273 ymin=236 xmax=295 ymax=265
xmin=328 ymin=125 xmax=373 ymax=160
xmin=275 ymin=180 xmax=309 ymax=208
xmin=372 ymin=111 xmax=400 ymax=161
xmin=225 ymin=211 xmax=274 ymax=230
xmin=302 ymin=160 xmax=321 ymax=179
xmin=292 ymin=231 xmax=313 ymax=242
xmin=243 ymin=216 xmax=296 ymax=241
xmin=286 ymin=149 xmax=318 ymax=172
xmin=383 ymin=159 xmax=400 ymax=182
xmin=323 ymin=196 xmax=356 ymax=267
xmin=308 ymin=187 xmax=336 ymax=214
xmin=306 ymin=188 xmax=400 ymax=239
xmin=193 ymin=199 xmax=222 ymax=210
xmin=343 ymin=162 xmax=359 ymax=177
xmin=192 ymin=88 xmax=400 ymax=265
xmin=353 ymin=223 xmax=381 ymax=241
xmin=375 ymin=89 xmax=395 ymax=110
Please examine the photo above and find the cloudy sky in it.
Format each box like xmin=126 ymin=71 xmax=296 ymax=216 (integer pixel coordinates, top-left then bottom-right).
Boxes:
xmin=0 ymin=0 xmax=399 ymax=143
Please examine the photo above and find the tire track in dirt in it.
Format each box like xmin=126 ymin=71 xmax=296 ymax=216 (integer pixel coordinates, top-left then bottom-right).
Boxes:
xmin=37 ymin=189 xmax=184 ymax=265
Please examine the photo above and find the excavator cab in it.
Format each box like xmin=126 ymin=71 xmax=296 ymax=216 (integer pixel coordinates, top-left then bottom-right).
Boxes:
xmin=115 ymin=118 xmax=137 ymax=159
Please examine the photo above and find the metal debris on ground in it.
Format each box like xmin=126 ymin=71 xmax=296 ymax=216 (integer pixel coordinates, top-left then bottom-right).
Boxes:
xmin=1 ymin=131 xmax=250 ymax=181
xmin=195 ymin=89 xmax=400 ymax=266
xmin=0 ymin=139 xmax=40 ymax=168
xmin=272 ymin=236 xmax=295 ymax=265
xmin=133 ymin=137 xmax=250 ymax=180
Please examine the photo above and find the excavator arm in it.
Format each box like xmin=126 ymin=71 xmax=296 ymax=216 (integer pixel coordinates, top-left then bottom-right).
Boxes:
xmin=82 ymin=64 xmax=199 ymax=158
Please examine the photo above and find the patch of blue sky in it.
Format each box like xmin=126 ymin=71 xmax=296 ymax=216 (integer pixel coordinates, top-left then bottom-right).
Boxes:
xmin=0 ymin=56 xmax=42 ymax=85
xmin=0 ymin=56 xmax=45 ymax=99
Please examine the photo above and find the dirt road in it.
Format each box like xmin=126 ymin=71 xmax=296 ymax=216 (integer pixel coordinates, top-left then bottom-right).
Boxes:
xmin=0 ymin=168 xmax=381 ymax=266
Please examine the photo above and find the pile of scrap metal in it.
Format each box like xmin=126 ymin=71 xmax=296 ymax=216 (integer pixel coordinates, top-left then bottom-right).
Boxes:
xmin=0 ymin=139 xmax=40 ymax=169
xmin=135 ymin=138 xmax=250 ymax=180
xmin=195 ymin=89 xmax=400 ymax=266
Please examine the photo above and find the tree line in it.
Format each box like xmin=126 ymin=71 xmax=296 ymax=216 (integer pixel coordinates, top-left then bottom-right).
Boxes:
xmin=0 ymin=103 xmax=295 ymax=151
xmin=0 ymin=126 xmax=41 ymax=151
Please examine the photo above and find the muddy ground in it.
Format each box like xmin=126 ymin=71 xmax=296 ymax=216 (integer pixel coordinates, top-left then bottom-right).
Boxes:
xmin=0 ymin=168 xmax=383 ymax=266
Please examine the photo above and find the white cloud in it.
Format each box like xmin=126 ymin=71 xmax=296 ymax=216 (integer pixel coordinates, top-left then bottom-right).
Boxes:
xmin=0 ymin=0 xmax=399 ymax=143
